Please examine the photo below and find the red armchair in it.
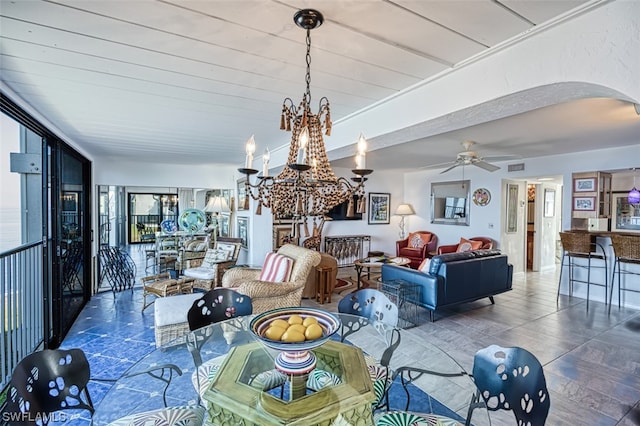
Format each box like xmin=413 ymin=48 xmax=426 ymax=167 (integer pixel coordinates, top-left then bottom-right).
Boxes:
xmin=396 ymin=231 xmax=438 ymax=269
xmin=437 ymin=237 xmax=494 ymax=255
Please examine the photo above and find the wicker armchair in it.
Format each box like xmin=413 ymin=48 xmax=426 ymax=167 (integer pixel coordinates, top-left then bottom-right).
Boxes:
xmin=221 ymin=244 xmax=321 ymax=314
xmin=183 ymin=238 xmax=242 ymax=291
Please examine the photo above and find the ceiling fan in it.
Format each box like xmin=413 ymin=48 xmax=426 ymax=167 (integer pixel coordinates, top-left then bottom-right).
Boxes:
xmin=436 ymin=140 xmax=510 ymax=174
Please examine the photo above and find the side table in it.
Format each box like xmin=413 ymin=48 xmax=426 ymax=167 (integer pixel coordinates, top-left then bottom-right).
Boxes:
xmin=315 ymin=265 xmax=333 ymax=304
xmin=380 ymin=279 xmax=421 ymax=328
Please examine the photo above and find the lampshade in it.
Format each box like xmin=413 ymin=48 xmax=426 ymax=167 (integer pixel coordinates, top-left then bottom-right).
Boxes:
xmin=395 ymin=204 xmax=415 ymax=216
xmin=204 ymin=196 xmax=230 ymax=213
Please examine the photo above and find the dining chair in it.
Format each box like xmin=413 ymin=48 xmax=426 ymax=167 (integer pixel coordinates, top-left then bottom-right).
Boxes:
xmin=5 ymin=348 xmax=95 ymax=423
xmin=338 ymin=288 xmax=401 ymax=411
xmin=466 ymin=344 xmax=550 ymax=426
xmin=185 ymin=289 xmax=287 ymax=406
xmin=608 ymin=234 xmax=640 ymax=313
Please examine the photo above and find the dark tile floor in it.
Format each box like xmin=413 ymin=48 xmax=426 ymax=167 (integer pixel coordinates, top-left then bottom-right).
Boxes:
xmin=56 ymin=248 xmax=640 ymax=425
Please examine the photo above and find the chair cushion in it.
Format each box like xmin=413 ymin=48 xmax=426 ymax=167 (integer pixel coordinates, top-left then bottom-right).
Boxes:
xmin=216 ymin=242 xmax=239 ymax=259
xmin=259 ymin=252 xmax=293 ymax=282
xmin=107 ymin=405 xmax=206 ymax=426
xmin=407 ymin=232 xmax=431 ymax=248
xmin=456 ymin=238 xmax=484 ymax=253
xmin=398 ymin=247 xmax=422 ymax=258
xmin=183 ymin=267 xmax=216 ymax=280
xmin=154 ymin=293 xmax=202 ymax=327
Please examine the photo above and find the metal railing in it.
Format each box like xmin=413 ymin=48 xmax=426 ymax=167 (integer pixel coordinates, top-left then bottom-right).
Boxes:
xmin=0 ymin=242 xmax=44 ymax=391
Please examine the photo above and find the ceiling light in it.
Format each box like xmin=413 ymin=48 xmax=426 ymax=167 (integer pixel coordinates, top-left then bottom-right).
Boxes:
xmin=238 ymin=9 xmax=372 ymax=241
xmin=629 ymin=168 xmax=640 ymax=205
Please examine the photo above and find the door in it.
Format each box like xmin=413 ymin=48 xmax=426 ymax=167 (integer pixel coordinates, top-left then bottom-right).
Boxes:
xmin=50 ymin=146 xmax=91 ymax=347
xmin=501 ymin=179 xmax=527 ymax=275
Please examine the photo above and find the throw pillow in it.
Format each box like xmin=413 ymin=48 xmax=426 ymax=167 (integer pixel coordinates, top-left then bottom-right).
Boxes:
xmin=407 ymin=232 xmax=431 ymax=249
xmin=418 ymin=258 xmax=431 ymax=273
xmin=259 ymin=252 xmax=293 ymax=282
xmin=215 ymin=242 xmax=237 ymax=260
xmin=456 ymin=238 xmax=484 ymax=253
xmin=202 ymin=248 xmax=231 ymax=267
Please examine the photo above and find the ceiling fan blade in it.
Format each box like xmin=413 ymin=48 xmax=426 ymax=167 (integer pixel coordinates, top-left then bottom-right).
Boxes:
xmin=473 ymin=160 xmax=500 ymax=172
xmin=482 ymin=154 xmax=521 ymax=162
xmin=440 ymin=163 xmax=461 ymax=174
xmin=419 ymin=160 xmax=455 ymax=170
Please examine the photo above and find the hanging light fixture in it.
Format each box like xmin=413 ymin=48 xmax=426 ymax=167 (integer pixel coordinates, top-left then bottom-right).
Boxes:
xmin=629 ymin=168 xmax=640 ymax=205
xmin=238 ymin=8 xmax=372 ymax=238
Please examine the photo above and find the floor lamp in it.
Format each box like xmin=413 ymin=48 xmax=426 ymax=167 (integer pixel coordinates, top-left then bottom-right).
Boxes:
xmin=395 ymin=204 xmax=415 ymax=239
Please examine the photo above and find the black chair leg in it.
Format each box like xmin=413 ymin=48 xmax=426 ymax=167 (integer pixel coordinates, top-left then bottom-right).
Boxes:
xmin=489 ymin=296 xmax=495 ymax=304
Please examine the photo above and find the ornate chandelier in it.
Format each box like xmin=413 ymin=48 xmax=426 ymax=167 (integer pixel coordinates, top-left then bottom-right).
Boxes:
xmin=238 ymin=9 xmax=372 ymax=240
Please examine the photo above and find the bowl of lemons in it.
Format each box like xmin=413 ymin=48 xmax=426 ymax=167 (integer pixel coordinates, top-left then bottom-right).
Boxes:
xmin=250 ymin=307 xmax=341 ymax=354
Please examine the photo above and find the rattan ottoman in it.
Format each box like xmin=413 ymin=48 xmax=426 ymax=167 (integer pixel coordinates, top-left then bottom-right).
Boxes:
xmin=153 ymin=292 xmax=202 ymax=347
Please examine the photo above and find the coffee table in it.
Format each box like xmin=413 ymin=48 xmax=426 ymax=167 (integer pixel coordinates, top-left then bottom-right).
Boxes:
xmin=354 ymin=256 xmax=411 ymax=289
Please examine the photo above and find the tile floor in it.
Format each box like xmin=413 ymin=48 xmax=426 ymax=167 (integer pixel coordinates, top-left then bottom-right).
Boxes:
xmin=57 ymin=249 xmax=640 ymax=425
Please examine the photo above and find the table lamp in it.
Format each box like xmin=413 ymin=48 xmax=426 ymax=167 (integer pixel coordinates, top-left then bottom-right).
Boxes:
xmin=395 ymin=203 xmax=415 ymax=239
xmin=204 ymin=196 xmax=230 ymax=241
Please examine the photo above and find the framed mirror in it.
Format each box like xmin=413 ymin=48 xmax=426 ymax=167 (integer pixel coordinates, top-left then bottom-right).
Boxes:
xmin=431 ymin=180 xmax=470 ymax=226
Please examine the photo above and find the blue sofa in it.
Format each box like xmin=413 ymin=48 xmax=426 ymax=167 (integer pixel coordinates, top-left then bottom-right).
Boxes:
xmin=381 ymin=250 xmax=513 ymax=321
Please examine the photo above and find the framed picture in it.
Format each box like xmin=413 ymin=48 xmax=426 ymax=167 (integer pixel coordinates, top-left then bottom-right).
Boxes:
xmin=237 ymin=178 xmax=248 ymax=210
xmin=611 ymin=192 xmax=640 ymax=233
xmin=237 ymin=216 xmax=249 ymax=248
xmin=573 ymin=196 xmax=596 ymax=211
xmin=219 ymin=212 xmax=230 ymax=237
xmin=506 ymin=183 xmax=518 ymax=233
xmin=272 ymin=224 xmax=297 ymax=250
xmin=368 ymin=193 xmax=390 ymax=224
xmin=544 ymin=189 xmax=555 ymax=217
xmin=574 ymin=177 xmax=596 ymax=192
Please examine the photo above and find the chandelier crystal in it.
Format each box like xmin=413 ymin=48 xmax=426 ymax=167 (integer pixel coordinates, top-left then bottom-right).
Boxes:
xmin=238 ymin=9 xmax=372 ymax=239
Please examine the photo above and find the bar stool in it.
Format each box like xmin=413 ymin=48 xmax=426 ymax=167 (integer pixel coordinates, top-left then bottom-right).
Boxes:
xmin=557 ymin=231 xmax=608 ymax=310
xmin=608 ymin=234 xmax=640 ymax=313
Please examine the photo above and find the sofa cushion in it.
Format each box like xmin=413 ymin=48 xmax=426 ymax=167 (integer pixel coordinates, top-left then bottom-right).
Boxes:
xmin=202 ymin=248 xmax=230 ymax=267
xmin=407 ymin=232 xmax=431 ymax=248
xmin=456 ymin=238 xmax=484 ymax=253
xmin=428 ymin=252 xmax=476 ymax=275
xmin=259 ymin=252 xmax=293 ymax=282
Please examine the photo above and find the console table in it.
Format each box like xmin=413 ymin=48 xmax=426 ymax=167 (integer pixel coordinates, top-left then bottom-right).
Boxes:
xmin=323 ymin=235 xmax=371 ymax=267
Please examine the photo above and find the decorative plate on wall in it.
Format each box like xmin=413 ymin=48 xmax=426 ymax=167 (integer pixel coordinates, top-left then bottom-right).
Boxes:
xmin=160 ymin=219 xmax=178 ymax=234
xmin=473 ymin=188 xmax=491 ymax=206
xmin=178 ymin=208 xmax=206 ymax=233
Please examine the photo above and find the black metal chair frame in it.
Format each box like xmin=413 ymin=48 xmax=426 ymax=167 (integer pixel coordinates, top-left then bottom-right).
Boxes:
xmin=392 ymin=365 xmax=468 ymax=412
xmin=466 ymin=344 xmax=550 ymax=426
xmin=99 ymin=246 xmax=136 ymax=296
xmin=557 ymin=232 xmax=608 ymax=310
xmin=5 ymin=348 xmax=184 ymax=424
xmin=608 ymin=235 xmax=640 ymax=313
xmin=337 ymin=289 xmax=401 ymax=412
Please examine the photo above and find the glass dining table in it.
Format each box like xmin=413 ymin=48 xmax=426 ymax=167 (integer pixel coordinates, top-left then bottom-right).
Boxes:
xmin=92 ymin=312 xmax=490 ymax=425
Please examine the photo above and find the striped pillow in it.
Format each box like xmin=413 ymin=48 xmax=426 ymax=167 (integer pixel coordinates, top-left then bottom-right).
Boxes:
xmin=259 ymin=252 xmax=293 ymax=282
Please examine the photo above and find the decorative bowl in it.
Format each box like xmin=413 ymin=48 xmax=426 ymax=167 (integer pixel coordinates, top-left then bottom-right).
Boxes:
xmin=250 ymin=307 xmax=341 ymax=353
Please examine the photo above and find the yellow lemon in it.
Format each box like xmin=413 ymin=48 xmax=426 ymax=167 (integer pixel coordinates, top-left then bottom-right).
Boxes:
xmin=304 ymin=323 xmax=323 ymax=340
xmin=302 ymin=317 xmax=318 ymax=327
xmin=287 ymin=324 xmax=307 ymax=334
xmin=270 ymin=319 xmax=290 ymax=330
xmin=287 ymin=314 xmax=304 ymax=325
xmin=281 ymin=330 xmax=305 ymax=342
xmin=264 ymin=326 xmax=286 ymax=341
